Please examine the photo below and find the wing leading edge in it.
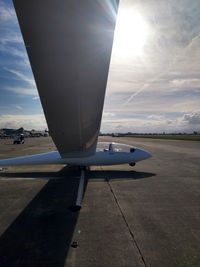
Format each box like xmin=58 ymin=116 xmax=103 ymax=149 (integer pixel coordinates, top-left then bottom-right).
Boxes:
xmin=13 ymin=0 xmax=119 ymax=158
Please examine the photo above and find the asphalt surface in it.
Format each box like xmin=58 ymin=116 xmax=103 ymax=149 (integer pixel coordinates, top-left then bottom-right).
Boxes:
xmin=0 ymin=136 xmax=199 ymax=267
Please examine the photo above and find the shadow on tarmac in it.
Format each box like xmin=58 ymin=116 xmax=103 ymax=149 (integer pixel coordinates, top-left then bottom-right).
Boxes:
xmin=0 ymin=166 xmax=81 ymax=267
xmin=87 ymin=170 xmax=155 ymax=181
xmin=0 ymin=166 xmax=155 ymax=266
xmin=0 ymin=166 xmax=80 ymax=179
xmin=0 ymin=168 xmax=155 ymax=181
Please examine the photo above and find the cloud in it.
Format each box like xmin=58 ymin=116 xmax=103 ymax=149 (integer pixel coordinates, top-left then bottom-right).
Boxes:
xmin=0 ymin=1 xmax=29 ymax=67
xmin=0 ymin=47 xmax=29 ymax=69
xmin=16 ymin=105 xmax=23 ymax=110
xmin=0 ymin=44 xmax=28 ymax=61
xmin=107 ymin=0 xmax=200 ymax=106
xmin=4 ymin=86 xmax=38 ymax=96
xmin=105 ymin=89 xmax=200 ymax=115
xmin=171 ymin=78 xmax=200 ymax=88
xmin=0 ymin=32 xmax=23 ymax=45
xmin=32 ymin=96 xmax=40 ymax=100
xmin=102 ymin=112 xmax=115 ymax=118
xmin=183 ymin=113 xmax=200 ymax=125
xmin=0 ymin=114 xmax=47 ymax=130
xmin=101 ymin=116 xmax=171 ymax=133
xmin=3 ymin=68 xmax=38 ymax=96
xmin=5 ymin=68 xmax=36 ymax=87
xmin=101 ymin=112 xmax=200 ymax=133
xmin=0 ymin=1 xmax=16 ymax=23
xmin=147 ymin=115 xmax=165 ymax=120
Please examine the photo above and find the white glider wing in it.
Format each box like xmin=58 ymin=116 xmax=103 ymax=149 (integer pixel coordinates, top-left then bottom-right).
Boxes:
xmin=13 ymin=0 xmax=119 ymax=158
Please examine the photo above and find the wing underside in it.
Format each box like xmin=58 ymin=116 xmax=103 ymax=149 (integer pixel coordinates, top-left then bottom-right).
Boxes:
xmin=13 ymin=0 xmax=119 ymax=158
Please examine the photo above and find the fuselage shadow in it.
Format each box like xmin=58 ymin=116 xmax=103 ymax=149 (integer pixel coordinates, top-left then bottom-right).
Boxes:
xmin=87 ymin=169 xmax=156 ymax=181
xmin=0 ymin=166 xmax=155 ymax=181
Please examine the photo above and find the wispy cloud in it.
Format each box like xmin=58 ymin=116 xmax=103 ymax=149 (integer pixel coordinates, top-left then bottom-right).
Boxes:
xmin=106 ymin=90 xmax=200 ymax=114
xmin=0 ymin=44 xmax=28 ymax=62
xmin=3 ymin=68 xmax=38 ymax=96
xmin=5 ymin=68 xmax=36 ymax=87
xmin=170 ymin=78 xmax=200 ymax=88
xmin=16 ymin=105 xmax=23 ymax=110
xmin=0 ymin=32 xmax=23 ymax=45
xmin=4 ymin=86 xmax=38 ymax=96
xmin=32 ymin=96 xmax=40 ymax=100
xmin=0 ymin=1 xmax=16 ymax=23
xmin=0 ymin=1 xmax=29 ymax=66
xmin=102 ymin=112 xmax=115 ymax=118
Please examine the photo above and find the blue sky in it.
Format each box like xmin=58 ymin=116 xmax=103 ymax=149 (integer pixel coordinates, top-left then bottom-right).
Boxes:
xmin=0 ymin=0 xmax=200 ymax=132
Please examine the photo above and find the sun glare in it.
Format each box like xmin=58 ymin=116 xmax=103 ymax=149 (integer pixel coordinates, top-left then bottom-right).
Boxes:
xmin=113 ymin=9 xmax=149 ymax=57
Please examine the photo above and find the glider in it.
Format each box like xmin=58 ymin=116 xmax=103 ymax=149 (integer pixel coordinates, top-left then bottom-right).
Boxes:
xmin=0 ymin=0 xmax=151 ymax=208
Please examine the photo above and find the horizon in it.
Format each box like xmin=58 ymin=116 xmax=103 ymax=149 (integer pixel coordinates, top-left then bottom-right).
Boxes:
xmin=1 ymin=126 xmax=199 ymax=135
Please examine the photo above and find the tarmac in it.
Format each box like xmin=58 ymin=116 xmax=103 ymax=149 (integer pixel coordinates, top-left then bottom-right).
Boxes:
xmin=0 ymin=136 xmax=199 ymax=267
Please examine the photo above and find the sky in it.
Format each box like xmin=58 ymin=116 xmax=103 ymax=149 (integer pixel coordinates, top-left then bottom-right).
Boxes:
xmin=0 ymin=0 xmax=200 ymax=133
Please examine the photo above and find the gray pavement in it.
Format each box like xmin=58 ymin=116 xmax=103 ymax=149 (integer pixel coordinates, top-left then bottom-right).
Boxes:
xmin=0 ymin=136 xmax=200 ymax=267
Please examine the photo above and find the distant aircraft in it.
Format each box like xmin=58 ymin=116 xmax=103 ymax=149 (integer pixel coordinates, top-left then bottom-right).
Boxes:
xmin=0 ymin=0 xmax=151 ymax=208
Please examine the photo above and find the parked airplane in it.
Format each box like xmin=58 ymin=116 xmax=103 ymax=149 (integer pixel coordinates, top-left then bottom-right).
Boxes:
xmin=0 ymin=0 xmax=151 ymax=208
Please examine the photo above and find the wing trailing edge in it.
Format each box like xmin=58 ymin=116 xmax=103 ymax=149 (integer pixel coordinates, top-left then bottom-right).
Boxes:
xmin=13 ymin=0 xmax=119 ymax=158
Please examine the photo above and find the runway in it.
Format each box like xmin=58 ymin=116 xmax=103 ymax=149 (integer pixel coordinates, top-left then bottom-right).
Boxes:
xmin=0 ymin=136 xmax=200 ymax=267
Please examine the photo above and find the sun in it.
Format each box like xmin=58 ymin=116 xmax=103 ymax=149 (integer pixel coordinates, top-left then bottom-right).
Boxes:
xmin=113 ymin=9 xmax=149 ymax=57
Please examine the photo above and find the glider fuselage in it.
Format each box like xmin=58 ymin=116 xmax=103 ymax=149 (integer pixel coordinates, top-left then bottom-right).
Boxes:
xmin=0 ymin=142 xmax=151 ymax=167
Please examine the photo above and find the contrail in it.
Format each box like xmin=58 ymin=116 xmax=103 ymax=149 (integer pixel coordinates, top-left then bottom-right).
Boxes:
xmin=121 ymin=32 xmax=200 ymax=107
